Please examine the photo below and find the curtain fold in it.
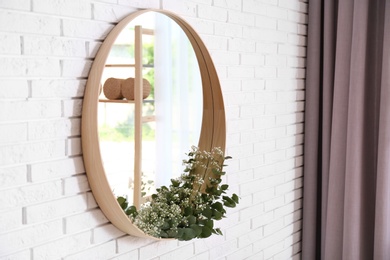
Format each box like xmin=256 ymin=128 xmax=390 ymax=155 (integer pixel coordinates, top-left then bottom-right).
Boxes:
xmin=374 ymin=1 xmax=390 ymax=258
xmin=302 ymin=0 xmax=390 ymax=259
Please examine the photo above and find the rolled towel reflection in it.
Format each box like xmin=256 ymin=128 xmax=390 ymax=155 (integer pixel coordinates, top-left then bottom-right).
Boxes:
xmin=103 ymin=77 xmax=123 ymax=100
xmin=122 ymin=77 xmax=151 ymax=100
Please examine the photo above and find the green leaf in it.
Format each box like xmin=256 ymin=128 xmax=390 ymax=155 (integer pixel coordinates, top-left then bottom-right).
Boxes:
xmin=223 ymin=196 xmax=236 ymax=208
xmin=200 ymin=226 xmax=212 ymax=238
xmin=171 ymin=179 xmax=180 ymax=187
xmin=177 ymin=228 xmax=184 ymax=238
xmin=190 ymin=224 xmax=202 ymax=237
xmin=232 ymin=194 xmax=239 ymax=204
xmin=222 ymin=196 xmax=233 ymax=202
xmin=179 ymin=228 xmax=196 ymax=241
xmin=117 ymin=196 xmax=126 ymax=204
xmin=160 ymin=230 xmax=168 ymax=238
xmin=223 ymin=201 xmax=236 ymax=208
xmin=117 ymin=196 xmax=128 ymax=210
xmin=194 ymin=208 xmax=203 ymax=215
xmin=206 ymin=186 xmax=216 ymax=194
xmin=125 ymin=205 xmax=137 ymax=216
xmin=213 ymin=189 xmax=222 ymax=196
xmin=212 ymin=210 xmax=223 ymax=220
xmin=211 ymin=202 xmax=223 ymax=211
xmin=167 ymin=229 xmax=178 ymax=238
xmin=215 ymin=228 xmax=223 ymax=235
xmin=188 ymin=215 xmax=197 ymax=225
xmin=224 ymin=156 xmax=232 ymax=160
xmin=184 ymin=207 xmax=193 ymax=216
xmin=220 ymin=184 xmax=229 ymax=191
xmin=202 ymin=208 xmax=212 ymax=219
xmin=204 ymin=219 xmax=214 ymax=229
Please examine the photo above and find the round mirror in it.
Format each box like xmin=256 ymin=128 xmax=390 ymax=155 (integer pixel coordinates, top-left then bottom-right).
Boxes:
xmin=82 ymin=9 xmax=225 ymax=238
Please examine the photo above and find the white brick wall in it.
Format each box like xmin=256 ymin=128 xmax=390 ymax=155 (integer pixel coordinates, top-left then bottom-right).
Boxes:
xmin=0 ymin=0 xmax=307 ymax=259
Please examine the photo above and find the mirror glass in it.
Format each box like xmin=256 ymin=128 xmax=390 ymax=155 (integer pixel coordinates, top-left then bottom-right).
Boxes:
xmin=97 ymin=12 xmax=203 ymax=204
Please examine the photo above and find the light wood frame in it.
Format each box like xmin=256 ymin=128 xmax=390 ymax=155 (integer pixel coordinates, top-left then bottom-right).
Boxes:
xmin=81 ymin=9 xmax=226 ymax=238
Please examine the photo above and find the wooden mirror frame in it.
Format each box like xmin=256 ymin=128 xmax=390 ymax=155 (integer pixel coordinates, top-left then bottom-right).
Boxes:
xmin=82 ymin=9 xmax=226 ymax=238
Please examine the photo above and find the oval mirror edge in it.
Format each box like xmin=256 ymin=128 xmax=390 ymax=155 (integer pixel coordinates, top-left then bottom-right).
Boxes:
xmin=81 ymin=9 xmax=226 ymax=239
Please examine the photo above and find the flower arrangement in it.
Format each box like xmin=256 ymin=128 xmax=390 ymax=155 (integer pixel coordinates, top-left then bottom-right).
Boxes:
xmin=117 ymin=146 xmax=239 ymax=241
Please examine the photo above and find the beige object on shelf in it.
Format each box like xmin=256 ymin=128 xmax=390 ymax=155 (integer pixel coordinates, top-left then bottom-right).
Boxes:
xmin=122 ymin=77 xmax=151 ymax=100
xmin=81 ymin=9 xmax=226 ymax=239
xmin=103 ymin=77 xmax=124 ymax=100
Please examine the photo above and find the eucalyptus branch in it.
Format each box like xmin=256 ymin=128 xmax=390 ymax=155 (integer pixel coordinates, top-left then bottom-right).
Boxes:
xmin=117 ymin=146 xmax=239 ymax=241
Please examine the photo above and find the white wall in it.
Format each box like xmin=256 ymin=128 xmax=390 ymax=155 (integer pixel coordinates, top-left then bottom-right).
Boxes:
xmin=0 ymin=0 xmax=307 ymax=259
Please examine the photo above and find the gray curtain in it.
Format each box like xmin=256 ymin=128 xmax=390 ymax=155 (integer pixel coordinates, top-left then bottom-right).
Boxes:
xmin=302 ymin=0 xmax=390 ymax=259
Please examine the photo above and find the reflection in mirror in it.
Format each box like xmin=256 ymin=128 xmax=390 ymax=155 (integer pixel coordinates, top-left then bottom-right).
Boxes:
xmin=97 ymin=12 xmax=202 ymax=206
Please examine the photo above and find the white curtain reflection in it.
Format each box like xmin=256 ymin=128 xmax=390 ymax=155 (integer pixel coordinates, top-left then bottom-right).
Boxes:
xmin=154 ymin=15 xmax=202 ymax=187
